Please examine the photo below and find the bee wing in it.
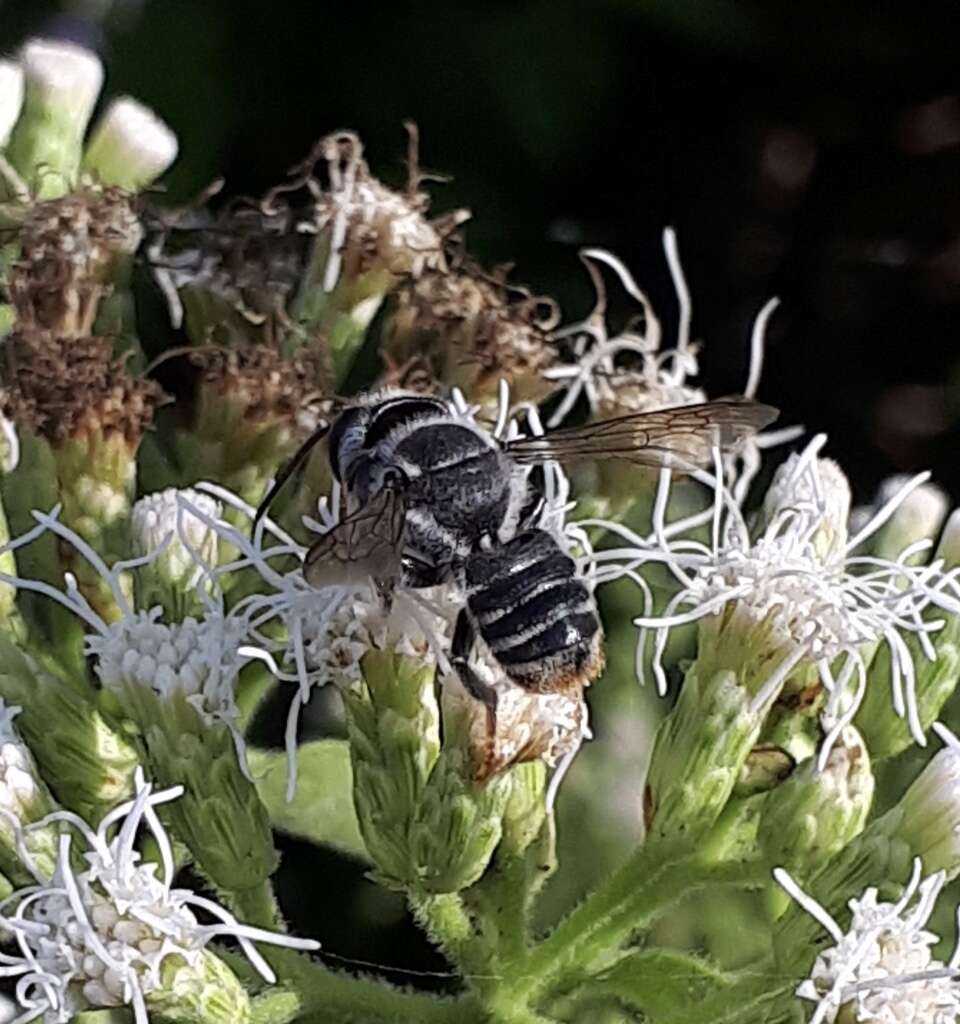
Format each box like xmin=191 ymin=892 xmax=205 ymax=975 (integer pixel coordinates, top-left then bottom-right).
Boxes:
xmin=303 ymin=485 xmax=407 ymax=590
xmin=502 ymin=398 xmax=779 ymax=470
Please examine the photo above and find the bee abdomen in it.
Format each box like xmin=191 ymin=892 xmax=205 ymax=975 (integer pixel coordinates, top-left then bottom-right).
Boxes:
xmin=493 ymin=613 xmax=603 ymax=693
xmin=465 ymin=529 xmax=603 ymax=694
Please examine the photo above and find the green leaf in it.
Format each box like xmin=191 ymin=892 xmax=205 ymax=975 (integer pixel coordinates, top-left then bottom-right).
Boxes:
xmin=590 ymin=948 xmax=733 ymax=1020
xmin=249 ymin=741 xmax=368 ymax=862
xmin=585 ymin=951 xmax=792 ymax=1024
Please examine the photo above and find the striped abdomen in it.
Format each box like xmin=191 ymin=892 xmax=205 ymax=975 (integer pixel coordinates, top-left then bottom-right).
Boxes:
xmin=465 ymin=529 xmax=603 ymax=693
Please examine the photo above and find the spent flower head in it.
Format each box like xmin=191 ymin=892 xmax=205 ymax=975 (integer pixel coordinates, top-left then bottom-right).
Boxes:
xmin=0 ymin=770 xmax=317 ymax=1024
xmin=775 ymin=858 xmax=960 ymax=1024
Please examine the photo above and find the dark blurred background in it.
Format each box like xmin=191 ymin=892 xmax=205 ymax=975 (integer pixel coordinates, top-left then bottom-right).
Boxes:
xmin=5 ymin=0 xmax=960 ymax=990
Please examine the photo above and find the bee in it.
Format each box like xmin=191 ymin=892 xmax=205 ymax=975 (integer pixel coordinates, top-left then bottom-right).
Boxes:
xmin=257 ymin=389 xmax=777 ymax=756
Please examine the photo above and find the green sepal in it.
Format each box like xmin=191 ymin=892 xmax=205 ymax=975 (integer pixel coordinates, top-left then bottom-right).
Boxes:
xmin=584 ymin=948 xmax=737 ymax=1022
xmin=114 ymin=684 xmax=277 ymax=892
xmin=0 ymin=637 xmax=137 ymax=818
xmin=0 ymin=430 xmax=84 ymax=660
xmin=644 ymin=668 xmax=764 ymax=845
xmin=757 ymin=726 xmax=874 ymax=882
xmin=148 ymin=948 xmax=251 ymax=1024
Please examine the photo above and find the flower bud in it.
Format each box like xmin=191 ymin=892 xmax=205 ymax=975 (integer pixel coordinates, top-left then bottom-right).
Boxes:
xmin=148 ymin=948 xmax=252 ymax=1024
xmin=857 ymin=508 xmax=960 ymax=759
xmin=761 ymin=451 xmax=851 ymax=561
xmin=0 ymin=638 xmax=138 ymax=819
xmin=498 ymin=760 xmax=548 ymax=860
xmin=644 ymin=667 xmax=772 ymax=845
xmin=90 ymin=611 xmax=278 ymax=892
xmin=777 ymin=727 xmax=960 ymax=964
xmin=757 ymin=726 xmax=874 ymax=879
xmin=877 ymin=730 xmax=960 ymax=879
xmin=342 ymin=647 xmax=441 ymax=887
xmin=6 ymin=39 xmax=103 ymax=197
xmin=864 ymin=476 xmax=948 ymax=564
xmin=407 ymin=686 xmax=513 ymax=893
xmin=0 ymin=60 xmax=24 ymax=149
xmin=130 ymin=487 xmax=221 ymax=618
xmin=0 ymin=699 xmax=58 ymax=883
xmin=82 ymin=96 xmax=179 ymax=190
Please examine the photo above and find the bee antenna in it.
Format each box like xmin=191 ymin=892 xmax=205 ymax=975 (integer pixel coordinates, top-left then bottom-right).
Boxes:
xmin=253 ymin=420 xmax=332 ymax=528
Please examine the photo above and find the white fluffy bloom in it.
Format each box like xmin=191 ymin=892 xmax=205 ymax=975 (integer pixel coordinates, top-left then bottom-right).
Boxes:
xmin=0 ymin=60 xmax=24 ymax=149
xmin=542 ymin=229 xmax=785 ymax=439
xmin=0 ymin=770 xmax=318 ymax=1024
xmin=0 ymin=505 xmax=264 ymax=774
xmin=587 ymin=435 xmax=960 ymax=763
xmin=0 ymin=701 xmax=44 ymax=828
xmin=185 ymin=480 xmax=451 ymax=800
xmin=86 ymin=608 xmax=249 ymax=727
xmin=18 ymin=39 xmax=103 ymax=136
xmin=130 ymin=486 xmax=221 ymax=588
xmin=776 ymin=858 xmax=960 ymax=1024
xmin=83 ymin=97 xmax=179 ymax=187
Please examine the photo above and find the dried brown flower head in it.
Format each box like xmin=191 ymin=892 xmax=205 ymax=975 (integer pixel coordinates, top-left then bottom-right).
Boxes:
xmin=6 ymin=187 xmax=141 ymax=337
xmin=310 ymin=130 xmax=463 ymax=294
xmin=3 ymin=332 xmax=163 ymax=446
xmin=190 ymin=344 xmax=331 ymax=434
xmin=146 ymin=198 xmax=309 ymax=335
xmin=383 ymin=260 xmax=561 ymax=404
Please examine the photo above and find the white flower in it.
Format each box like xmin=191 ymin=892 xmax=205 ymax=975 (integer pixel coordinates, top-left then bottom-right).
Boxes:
xmin=586 ymin=436 xmax=960 ymax=763
xmin=0 ymin=505 xmax=264 ymax=775
xmin=130 ymin=486 xmax=222 ymax=590
xmin=0 ymin=770 xmax=318 ymax=1024
xmin=0 ymin=60 xmax=24 ymax=149
xmin=87 ymin=608 xmax=248 ymax=725
xmin=0 ymin=701 xmax=45 ymax=829
xmin=184 ymin=480 xmax=451 ymax=800
xmin=83 ymin=97 xmax=179 ymax=188
xmin=775 ymin=858 xmax=960 ymax=1024
xmin=18 ymin=39 xmax=103 ymax=138
xmin=542 ymin=232 xmax=706 ymax=427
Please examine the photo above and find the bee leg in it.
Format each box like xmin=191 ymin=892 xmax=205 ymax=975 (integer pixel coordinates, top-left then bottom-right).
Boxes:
xmin=452 ymin=609 xmax=499 ymax=781
xmin=452 ymin=609 xmax=498 ymax=715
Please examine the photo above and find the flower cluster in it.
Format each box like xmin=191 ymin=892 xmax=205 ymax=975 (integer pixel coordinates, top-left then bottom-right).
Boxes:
xmin=4 ymin=33 xmax=960 ymax=1024
xmin=776 ymin=859 xmax=960 ymax=1024
xmin=0 ymin=771 xmax=316 ymax=1024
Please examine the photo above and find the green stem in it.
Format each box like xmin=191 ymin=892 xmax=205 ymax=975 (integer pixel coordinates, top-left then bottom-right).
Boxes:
xmin=496 ymin=843 xmax=766 ymax=1014
xmin=409 ymin=892 xmax=492 ymax=978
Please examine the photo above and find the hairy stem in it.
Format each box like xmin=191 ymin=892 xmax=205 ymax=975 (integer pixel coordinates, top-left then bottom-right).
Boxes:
xmin=495 ymin=843 xmax=767 ymax=1013
xmin=410 ymin=891 xmax=494 ymax=979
